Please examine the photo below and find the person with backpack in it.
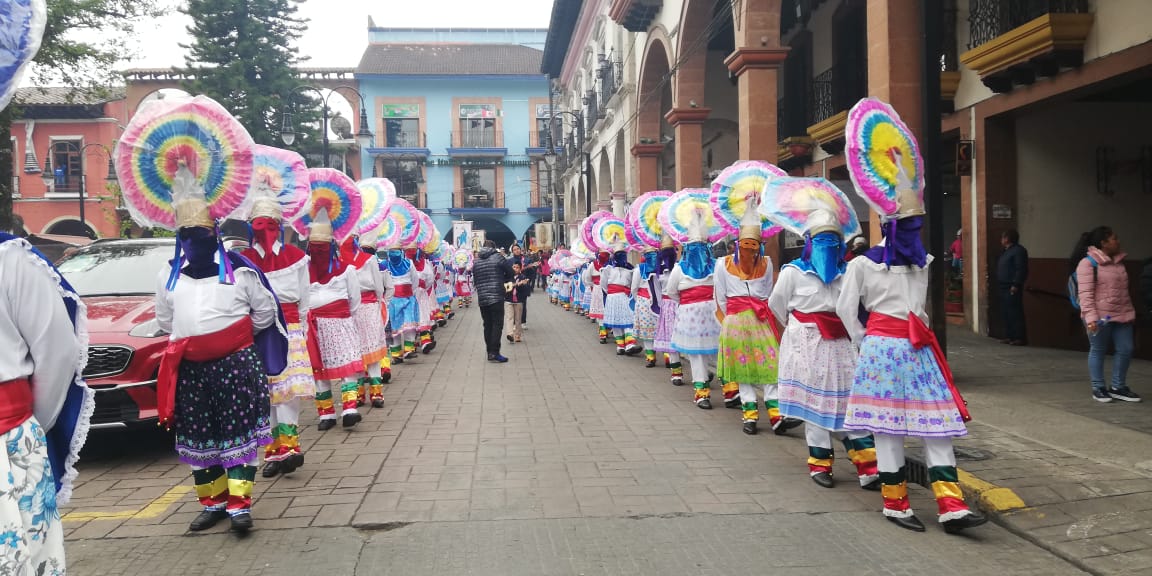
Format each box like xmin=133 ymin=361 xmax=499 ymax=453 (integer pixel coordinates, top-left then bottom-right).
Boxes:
xmin=1072 ymin=226 xmax=1140 ymax=403
xmin=997 ymin=229 xmax=1029 ymax=345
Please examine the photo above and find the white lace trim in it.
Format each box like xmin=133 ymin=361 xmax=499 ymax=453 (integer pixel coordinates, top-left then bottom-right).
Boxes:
xmin=938 ymin=509 xmax=973 ymax=523
xmin=2 ymin=238 xmax=94 ymax=506
xmin=882 ymin=508 xmax=915 ymax=519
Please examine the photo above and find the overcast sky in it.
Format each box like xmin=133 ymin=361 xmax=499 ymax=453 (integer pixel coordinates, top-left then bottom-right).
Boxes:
xmin=126 ymin=0 xmax=554 ymax=68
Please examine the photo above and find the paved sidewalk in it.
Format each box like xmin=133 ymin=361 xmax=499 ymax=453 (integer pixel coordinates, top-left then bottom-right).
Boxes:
xmin=63 ymin=302 xmax=1088 ymax=575
xmin=943 ymin=329 xmax=1152 ymax=575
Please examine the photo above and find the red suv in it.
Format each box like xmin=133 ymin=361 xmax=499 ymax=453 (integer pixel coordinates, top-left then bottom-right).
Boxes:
xmin=56 ymin=239 xmax=176 ymax=430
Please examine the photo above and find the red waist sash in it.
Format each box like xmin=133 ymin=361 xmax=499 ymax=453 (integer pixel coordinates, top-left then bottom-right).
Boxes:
xmin=607 ymin=285 xmax=631 ymax=296
xmin=792 ymin=311 xmax=848 ymax=340
xmin=394 ymin=284 xmax=414 ymax=298
xmin=636 ymin=287 xmax=651 ymax=299
xmin=158 ymin=317 xmax=254 ymax=426
xmin=281 ymin=301 xmax=301 ymax=325
xmin=0 ymin=378 xmax=32 ymax=436
xmin=866 ymin=313 xmax=971 ymax=422
xmin=306 ymin=299 xmax=352 ymax=373
xmin=679 ymin=285 xmax=714 ymax=305
xmin=726 ymin=296 xmax=770 ymax=322
xmin=361 ymin=291 xmax=379 ymax=304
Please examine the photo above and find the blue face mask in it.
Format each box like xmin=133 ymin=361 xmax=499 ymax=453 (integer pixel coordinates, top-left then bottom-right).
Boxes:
xmin=639 ymin=251 xmax=658 ymax=277
xmin=680 ymin=242 xmax=715 ymax=279
xmin=804 ymin=232 xmax=845 ymax=284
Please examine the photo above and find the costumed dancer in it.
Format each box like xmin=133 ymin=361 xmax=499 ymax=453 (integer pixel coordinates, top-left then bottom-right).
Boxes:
xmin=341 ymin=225 xmax=392 ymax=410
xmin=660 ymin=191 xmax=721 ymax=408
xmin=761 ymin=177 xmax=878 ymax=487
xmin=0 ymin=231 xmax=91 ymax=573
xmin=454 ymin=248 xmax=473 ymax=309
xmin=155 ymin=166 xmax=286 ymax=532
xmin=632 ymin=247 xmax=660 ymax=366
xmin=652 ymin=233 xmax=684 ymax=385
xmin=435 ymin=254 xmax=454 ymax=323
xmin=586 ymin=251 xmax=608 ymax=338
xmin=597 ymin=215 xmax=642 ymax=356
xmin=836 ymin=98 xmax=984 ymax=533
xmin=410 ymin=245 xmax=437 ymax=354
xmin=116 ymin=96 xmax=286 ymax=533
xmin=237 ymin=150 xmax=315 ymax=479
xmin=711 ymin=192 xmax=800 ymax=432
xmin=384 ymin=244 xmax=421 ymax=362
xmin=627 ymin=191 xmax=672 ymax=368
xmin=297 ymin=169 xmax=367 ymax=432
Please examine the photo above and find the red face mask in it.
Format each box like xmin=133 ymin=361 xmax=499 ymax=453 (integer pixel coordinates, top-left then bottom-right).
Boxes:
xmin=250 ymin=217 xmax=280 ymax=253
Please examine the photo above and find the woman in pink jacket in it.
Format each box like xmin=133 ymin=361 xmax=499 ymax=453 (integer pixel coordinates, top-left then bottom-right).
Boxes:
xmin=1074 ymin=226 xmax=1140 ymax=403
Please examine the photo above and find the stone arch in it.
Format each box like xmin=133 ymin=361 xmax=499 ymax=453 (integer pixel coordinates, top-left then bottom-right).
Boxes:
xmin=42 ymin=217 xmax=97 ymax=239
xmin=674 ymin=0 xmax=725 ymax=109
xmin=596 ymin=152 xmax=612 ymax=205
xmin=612 ymin=135 xmax=627 ymax=196
xmin=470 ymin=217 xmax=517 ymax=250
xmin=636 ymin=26 xmax=674 ymax=145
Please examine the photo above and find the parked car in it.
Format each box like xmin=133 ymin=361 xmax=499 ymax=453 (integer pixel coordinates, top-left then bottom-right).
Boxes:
xmin=55 ymin=239 xmax=175 ymax=429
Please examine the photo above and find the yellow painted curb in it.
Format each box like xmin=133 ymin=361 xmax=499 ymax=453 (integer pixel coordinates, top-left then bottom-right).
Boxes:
xmin=63 ymin=485 xmax=193 ymax=522
xmin=958 ymin=469 xmax=1027 ymax=512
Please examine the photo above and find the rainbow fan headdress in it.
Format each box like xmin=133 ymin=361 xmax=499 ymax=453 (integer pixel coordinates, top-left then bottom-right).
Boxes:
xmin=845 ymin=97 xmax=925 ymax=221
xmin=759 ymin=176 xmax=862 ymax=239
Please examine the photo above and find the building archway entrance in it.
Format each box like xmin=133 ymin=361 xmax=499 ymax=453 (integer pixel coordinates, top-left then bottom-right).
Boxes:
xmin=44 ymin=219 xmax=96 ymax=239
xmin=469 ymin=217 xmax=518 ymax=250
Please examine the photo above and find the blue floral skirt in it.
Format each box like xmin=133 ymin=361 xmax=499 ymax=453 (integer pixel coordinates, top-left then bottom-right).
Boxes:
xmin=1 ymin=418 xmax=64 ymax=576
xmin=843 ymin=335 xmax=967 ymax=438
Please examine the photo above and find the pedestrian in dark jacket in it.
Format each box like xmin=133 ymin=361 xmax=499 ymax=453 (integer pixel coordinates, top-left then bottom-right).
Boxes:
xmin=473 ymin=240 xmax=514 ymax=362
xmin=997 ymin=229 xmax=1029 ymax=345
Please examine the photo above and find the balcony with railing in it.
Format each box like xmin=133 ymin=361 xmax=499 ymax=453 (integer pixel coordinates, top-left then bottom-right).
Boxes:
xmin=597 ymin=56 xmax=624 ymax=114
xmin=960 ymin=0 xmax=1093 ymax=93
xmin=382 ymin=131 xmax=425 ymax=148
xmin=584 ymin=90 xmax=599 ymax=133
xmin=448 ymin=130 xmax=506 ymax=156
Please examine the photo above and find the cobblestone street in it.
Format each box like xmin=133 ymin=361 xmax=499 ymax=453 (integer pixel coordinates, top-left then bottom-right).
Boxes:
xmin=63 ymin=303 xmax=1090 ymax=575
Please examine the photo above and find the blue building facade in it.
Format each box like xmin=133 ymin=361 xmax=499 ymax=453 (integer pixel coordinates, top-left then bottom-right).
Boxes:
xmin=356 ymin=28 xmax=556 ymax=248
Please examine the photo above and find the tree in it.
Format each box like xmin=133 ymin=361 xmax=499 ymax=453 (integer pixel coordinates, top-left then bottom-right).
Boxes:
xmin=1 ymin=0 xmax=163 ymax=233
xmin=179 ymin=0 xmax=321 ymax=150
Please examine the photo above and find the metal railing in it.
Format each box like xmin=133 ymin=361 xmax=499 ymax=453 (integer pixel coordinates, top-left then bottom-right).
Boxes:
xmin=942 ymin=0 xmax=960 ymax=72
xmin=382 ymin=131 xmax=425 ymax=148
xmin=968 ymin=0 xmax=1089 ymax=49
xmin=529 ymin=130 xmax=554 ymax=149
xmin=451 ymin=130 xmax=504 ymax=148
xmin=461 ymin=192 xmax=496 ymax=209
xmin=584 ymin=90 xmax=599 ymax=132
xmin=809 ymin=68 xmax=835 ymax=125
xmin=597 ymin=56 xmax=622 ymax=111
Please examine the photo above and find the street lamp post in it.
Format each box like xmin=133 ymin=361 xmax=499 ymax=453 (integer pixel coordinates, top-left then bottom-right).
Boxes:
xmin=542 ymin=151 xmax=559 ymax=246
xmin=41 ymin=142 xmax=117 ymax=239
xmin=279 ymin=84 xmax=374 ymax=169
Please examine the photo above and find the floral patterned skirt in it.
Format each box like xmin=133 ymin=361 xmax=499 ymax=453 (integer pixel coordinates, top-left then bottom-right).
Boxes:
xmin=315 ymin=315 xmax=364 ymax=379
xmin=843 ymin=335 xmax=968 ymax=438
xmin=653 ymin=300 xmax=679 ymax=353
xmin=716 ymin=309 xmax=779 ymax=385
xmin=268 ymin=322 xmax=316 ymax=405
xmin=173 ymin=346 xmax=273 ymax=469
xmin=602 ymin=293 xmax=634 ymax=329
xmin=777 ymin=319 xmax=857 ymax=430
xmin=633 ymin=295 xmax=658 ymax=341
xmin=354 ymin=302 xmax=389 ymax=365
xmin=588 ymin=285 xmax=604 ymax=319
xmin=672 ymin=301 xmax=721 ymax=355
xmin=1 ymin=418 xmax=64 ymax=576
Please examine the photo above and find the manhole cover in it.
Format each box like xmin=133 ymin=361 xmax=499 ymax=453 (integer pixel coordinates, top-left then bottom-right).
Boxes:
xmin=954 ymin=446 xmax=993 ymax=461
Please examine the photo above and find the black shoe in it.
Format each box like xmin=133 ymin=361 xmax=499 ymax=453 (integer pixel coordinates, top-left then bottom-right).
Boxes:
xmin=671 ymin=377 xmax=685 ymax=386
xmin=372 ymin=399 xmax=385 ymax=408
xmin=599 ymin=337 xmax=608 ymax=344
xmin=811 ymin=472 xmax=835 ymax=488
xmin=381 ymin=372 xmax=391 ymax=384
xmin=448 ymin=312 xmax=456 ymax=319
xmin=942 ymin=512 xmax=988 ymax=534
xmin=281 ymin=453 xmax=304 ymax=474
xmin=724 ymin=397 xmax=741 ymax=409
xmin=624 ymin=345 xmax=642 ymax=356
xmin=616 ymin=348 xmax=625 ymax=355
xmin=317 ymin=419 xmax=336 ymax=431
xmin=696 ymin=398 xmax=712 ymax=410
xmin=861 ymin=478 xmax=882 ymax=492
xmin=507 ymin=334 xmax=514 ymax=342
xmin=342 ymin=412 xmax=362 ymax=428
xmin=438 ymin=319 xmax=447 ymax=327
xmin=1092 ymin=388 xmax=1113 ymax=403
xmin=230 ymin=512 xmax=253 ymax=533
xmin=189 ymin=509 xmax=229 ymax=531
xmin=421 ymin=343 xmax=434 ymax=355
xmin=887 ymin=514 xmax=926 ymax=532
xmin=742 ymin=421 xmax=758 ymax=435
xmin=706 ymin=373 xmax=715 ymax=385
xmin=356 ymin=397 xmax=366 ymax=408
xmin=261 ymin=460 xmax=282 ymax=478
xmin=1109 ymin=387 xmax=1142 ymax=402
xmin=404 ymin=351 xmax=419 ymax=359
xmin=645 ymin=360 xmax=656 ymax=368
xmin=392 ymin=356 xmax=404 ymax=365
xmin=772 ymin=417 xmax=804 ymax=435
